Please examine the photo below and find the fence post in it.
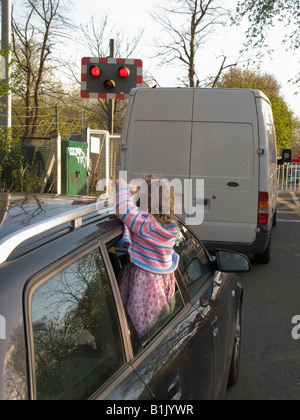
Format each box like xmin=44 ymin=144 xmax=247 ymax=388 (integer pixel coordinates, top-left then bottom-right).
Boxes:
xmin=277 ymin=163 xmax=300 ymax=192
xmin=56 ymin=132 xmax=61 ymax=195
xmin=40 ymin=131 xmax=61 ymax=194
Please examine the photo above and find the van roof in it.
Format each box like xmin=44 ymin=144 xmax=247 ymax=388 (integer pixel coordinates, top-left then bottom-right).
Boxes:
xmin=129 ymin=87 xmax=271 ymax=103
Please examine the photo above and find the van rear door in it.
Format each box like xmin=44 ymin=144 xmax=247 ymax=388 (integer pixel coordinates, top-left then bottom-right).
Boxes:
xmin=190 ymin=89 xmax=259 ymax=244
xmin=121 ymin=88 xmax=193 ymax=183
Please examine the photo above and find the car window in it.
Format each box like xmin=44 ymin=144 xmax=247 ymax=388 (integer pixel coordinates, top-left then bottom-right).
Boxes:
xmin=146 ymin=290 xmax=184 ymax=342
xmin=107 ymin=237 xmax=185 ymax=348
xmin=174 ymin=224 xmax=202 ymax=273
xmin=30 ymin=249 xmax=125 ymax=400
xmin=174 ymin=222 xmax=212 ymax=299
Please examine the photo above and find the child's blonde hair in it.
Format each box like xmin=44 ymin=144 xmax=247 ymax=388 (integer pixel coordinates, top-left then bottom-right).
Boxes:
xmin=141 ymin=175 xmax=176 ymax=227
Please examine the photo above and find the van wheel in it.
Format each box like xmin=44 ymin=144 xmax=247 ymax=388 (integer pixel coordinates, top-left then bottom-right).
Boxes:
xmin=254 ymin=237 xmax=271 ymax=264
xmin=227 ymin=305 xmax=242 ymax=387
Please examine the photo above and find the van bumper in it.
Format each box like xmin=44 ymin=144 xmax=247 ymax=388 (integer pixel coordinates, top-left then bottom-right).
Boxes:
xmin=202 ymin=230 xmax=270 ymax=255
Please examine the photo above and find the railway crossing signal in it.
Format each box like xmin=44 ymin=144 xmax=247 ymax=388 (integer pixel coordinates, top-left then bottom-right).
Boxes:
xmin=81 ymin=57 xmax=143 ymax=100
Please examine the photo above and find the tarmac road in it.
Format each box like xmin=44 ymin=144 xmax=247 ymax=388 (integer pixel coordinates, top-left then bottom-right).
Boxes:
xmin=225 ymin=191 xmax=300 ymax=400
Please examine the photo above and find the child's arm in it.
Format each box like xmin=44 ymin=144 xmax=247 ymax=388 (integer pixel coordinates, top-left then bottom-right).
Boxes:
xmin=115 ymin=178 xmax=149 ymax=235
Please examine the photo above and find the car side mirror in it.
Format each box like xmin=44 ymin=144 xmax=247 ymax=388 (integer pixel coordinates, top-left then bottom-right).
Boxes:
xmin=216 ymin=250 xmax=251 ymax=273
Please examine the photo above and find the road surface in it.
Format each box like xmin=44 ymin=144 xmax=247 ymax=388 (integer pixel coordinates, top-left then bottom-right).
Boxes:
xmin=226 ymin=191 xmax=300 ymax=400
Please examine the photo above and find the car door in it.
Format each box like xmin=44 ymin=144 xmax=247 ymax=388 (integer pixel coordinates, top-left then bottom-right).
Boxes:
xmin=131 ymin=297 xmax=215 ymax=400
xmin=104 ymin=224 xmax=216 ymax=400
xmin=208 ymin=271 xmax=237 ymax=399
xmin=177 ymin=222 xmax=240 ymax=399
xmin=24 ymin=244 xmax=152 ymax=400
xmin=171 ymin=221 xmax=225 ymax=400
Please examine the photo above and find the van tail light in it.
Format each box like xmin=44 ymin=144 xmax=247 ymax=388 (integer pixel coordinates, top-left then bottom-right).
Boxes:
xmin=258 ymin=192 xmax=269 ymax=224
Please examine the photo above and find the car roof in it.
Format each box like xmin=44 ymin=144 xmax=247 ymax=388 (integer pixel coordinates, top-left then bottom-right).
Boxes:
xmin=0 ymin=194 xmax=80 ymax=239
xmin=0 ymin=194 xmax=116 ymax=265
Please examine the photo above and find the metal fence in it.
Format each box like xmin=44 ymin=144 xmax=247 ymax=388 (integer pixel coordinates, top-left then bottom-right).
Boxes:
xmin=17 ymin=131 xmax=121 ymax=196
xmin=87 ymin=130 xmax=120 ymax=195
xmin=19 ymin=132 xmax=61 ymax=194
xmin=0 ymin=133 xmax=60 ymax=194
xmin=277 ymin=163 xmax=300 ymax=192
xmin=15 ymin=140 xmax=300 ymax=195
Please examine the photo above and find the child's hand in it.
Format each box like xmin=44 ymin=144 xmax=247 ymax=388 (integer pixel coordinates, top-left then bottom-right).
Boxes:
xmin=115 ymin=179 xmax=140 ymax=195
xmin=128 ymin=184 xmax=140 ymax=195
xmin=114 ymin=178 xmax=121 ymax=190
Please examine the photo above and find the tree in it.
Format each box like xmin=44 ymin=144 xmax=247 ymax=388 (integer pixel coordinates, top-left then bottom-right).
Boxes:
xmin=0 ymin=127 xmax=41 ymax=192
xmin=12 ymin=81 xmax=85 ymax=140
xmin=151 ymin=0 xmax=230 ymax=87
xmin=215 ymin=67 xmax=295 ymax=149
xmin=0 ymin=49 xmax=40 ymax=192
xmin=291 ymin=117 xmax=300 ymax=157
xmin=80 ymin=14 xmax=143 ymax=65
xmin=233 ymin=0 xmax=300 ymax=83
xmin=11 ymin=0 xmax=72 ymax=139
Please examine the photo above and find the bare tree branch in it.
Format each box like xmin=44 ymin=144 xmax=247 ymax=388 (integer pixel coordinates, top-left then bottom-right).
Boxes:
xmin=12 ymin=0 xmax=73 ymax=138
xmin=210 ymin=55 xmax=239 ymax=88
xmin=151 ymin=0 xmax=230 ymax=87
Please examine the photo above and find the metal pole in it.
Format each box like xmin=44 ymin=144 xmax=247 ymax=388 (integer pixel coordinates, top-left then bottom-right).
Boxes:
xmin=55 ymin=104 xmax=59 ymax=134
xmin=82 ymin=109 xmax=86 ymax=136
xmin=1 ymin=0 xmax=11 ymax=131
xmin=109 ymin=38 xmax=115 ymax=61
xmin=108 ymin=39 xmax=115 ymax=135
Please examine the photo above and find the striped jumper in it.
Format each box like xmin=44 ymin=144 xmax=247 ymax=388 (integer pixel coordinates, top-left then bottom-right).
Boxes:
xmin=115 ymin=180 xmax=179 ymax=338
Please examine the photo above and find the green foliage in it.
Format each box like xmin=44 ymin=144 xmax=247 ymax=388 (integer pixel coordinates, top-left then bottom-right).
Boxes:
xmin=0 ymin=128 xmax=41 ymax=192
xmin=271 ymin=99 xmax=294 ymax=150
xmin=0 ymin=47 xmax=11 ymax=118
xmin=234 ymin=0 xmax=300 ymax=51
xmin=215 ymin=68 xmax=295 ymax=149
xmin=233 ymin=0 xmax=300 ymax=85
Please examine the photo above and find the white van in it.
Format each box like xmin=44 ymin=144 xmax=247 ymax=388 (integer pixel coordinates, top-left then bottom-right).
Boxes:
xmin=119 ymin=88 xmax=278 ymax=263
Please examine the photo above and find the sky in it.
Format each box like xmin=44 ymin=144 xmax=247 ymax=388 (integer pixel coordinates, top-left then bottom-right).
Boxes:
xmin=68 ymin=0 xmax=299 ymax=117
xmin=8 ymin=0 xmax=300 ymax=117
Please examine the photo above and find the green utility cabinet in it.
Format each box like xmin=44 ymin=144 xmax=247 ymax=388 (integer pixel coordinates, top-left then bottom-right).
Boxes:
xmin=61 ymin=141 xmax=88 ymax=195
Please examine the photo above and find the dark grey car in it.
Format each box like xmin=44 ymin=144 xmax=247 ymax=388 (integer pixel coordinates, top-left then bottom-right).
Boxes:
xmin=0 ymin=194 xmax=249 ymax=400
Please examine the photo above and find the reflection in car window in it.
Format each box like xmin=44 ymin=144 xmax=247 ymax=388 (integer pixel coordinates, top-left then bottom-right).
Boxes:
xmin=146 ymin=289 xmax=184 ymax=342
xmin=31 ymin=249 xmax=125 ymax=400
xmin=174 ymin=224 xmax=202 ymax=273
xmin=175 ymin=222 xmax=212 ymax=299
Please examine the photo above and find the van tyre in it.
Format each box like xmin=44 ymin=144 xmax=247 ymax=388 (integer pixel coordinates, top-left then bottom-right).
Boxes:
xmin=254 ymin=237 xmax=271 ymax=264
xmin=227 ymin=305 xmax=242 ymax=387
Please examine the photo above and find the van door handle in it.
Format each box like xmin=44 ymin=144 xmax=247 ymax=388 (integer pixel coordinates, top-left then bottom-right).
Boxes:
xmin=168 ymin=375 xmax=181 ymax=400
xmin=227 ymin=182 xmax=239 ymax=187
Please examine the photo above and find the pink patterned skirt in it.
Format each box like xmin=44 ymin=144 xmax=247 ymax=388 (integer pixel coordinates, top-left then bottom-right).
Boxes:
xmin=118 ymin=263 xmax=176 ymax=339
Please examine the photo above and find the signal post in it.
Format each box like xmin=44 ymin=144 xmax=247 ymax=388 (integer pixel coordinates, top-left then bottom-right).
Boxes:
xmin=81 ymin=51 xmax=143 ymax=134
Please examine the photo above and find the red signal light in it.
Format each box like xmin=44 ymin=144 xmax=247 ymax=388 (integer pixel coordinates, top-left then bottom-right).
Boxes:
xmin=90 ymin=66 xmax=101 ymax=77
xmin=118 ymin=67 xmax=130 ymax=78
